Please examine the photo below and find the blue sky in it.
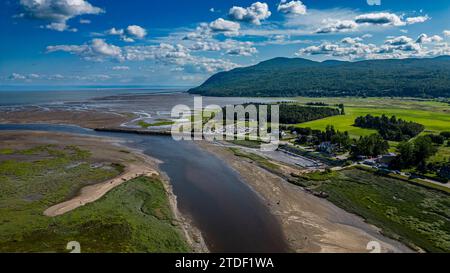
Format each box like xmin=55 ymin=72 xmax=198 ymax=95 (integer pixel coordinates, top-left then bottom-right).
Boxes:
xmin=1 ymin=0 xmax=449 ymax=87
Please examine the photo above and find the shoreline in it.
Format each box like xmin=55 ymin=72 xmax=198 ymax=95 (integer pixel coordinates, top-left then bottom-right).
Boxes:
xmin=158 ymin=171 xmax=210 ymax=253
xmin=197 ymin=140 xmax=413 ymax=253
xmin=123 ymin=144 xmax=210 ymax=253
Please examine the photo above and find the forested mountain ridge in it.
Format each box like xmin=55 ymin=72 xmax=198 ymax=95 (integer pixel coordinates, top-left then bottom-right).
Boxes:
xmin=189 ymin=56 xmax=450 ymax=98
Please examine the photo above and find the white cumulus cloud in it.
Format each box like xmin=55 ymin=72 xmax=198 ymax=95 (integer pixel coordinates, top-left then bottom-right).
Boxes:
xmin=46 ymin=40 xmax=239 ymax=74
xmin=47 ymin=38 xmax=124 ymax=61
xmin=19 ymin=0 xmax=104 ymax=32
xmin=277 ymin=1 xmax=307 ymax=15
xmin=209 ymin=18 xmax=241 ymax=36
xmin=229 ymin=2 xmax=271 ymax=25
xmin=355 ymin=12 xmax=404 ymax=26
xmin=107 ymin=27 xmax=124 ymax=36
xmin=315 ymin=20 xmax=358 ymax=34
xmin=355 ymin=12 xmax=429 ymax=27
xmin=105 ymin=25 xmax=147 ymax=42
xmin=296 ymin=33 xmax=450 ymax=60
xmin=405 ymin=15 xmax=430 ymax=25
xmin=416 ymin=34 xmax=443 ymax=44
xmin=126 ymin=25 xmax=147 ymax=39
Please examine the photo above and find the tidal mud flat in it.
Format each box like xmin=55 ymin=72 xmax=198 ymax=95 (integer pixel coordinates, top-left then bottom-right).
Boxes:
xmin=0 ymin=92 xmax=286 ymax=130
xmin=0 ymin=107 xmax=131 ymax=129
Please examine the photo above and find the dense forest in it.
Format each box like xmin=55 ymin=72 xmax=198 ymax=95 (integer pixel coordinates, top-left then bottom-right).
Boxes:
xmin=354 ymin=114 xmax=424 ymax=141
xmin=222 ymin=103 xmax=341 ymax=124
xmin=189 ymin=56 xmax=450 ymax=98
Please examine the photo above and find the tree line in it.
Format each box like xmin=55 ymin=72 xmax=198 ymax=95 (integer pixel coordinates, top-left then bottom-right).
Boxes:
xmin=222 ymin=103 xmax=342 ymax=125
xmin=354 ymin=114 xmax=424 ymax=141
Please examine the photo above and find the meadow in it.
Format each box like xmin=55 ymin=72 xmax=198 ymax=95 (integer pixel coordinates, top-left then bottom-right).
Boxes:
xmin=0 ymin=145 xmax=189 ymax=253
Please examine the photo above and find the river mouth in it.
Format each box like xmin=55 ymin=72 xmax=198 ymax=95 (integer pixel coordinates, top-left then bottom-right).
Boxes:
xmin=0 ymin=124 xmax=289 ymax=253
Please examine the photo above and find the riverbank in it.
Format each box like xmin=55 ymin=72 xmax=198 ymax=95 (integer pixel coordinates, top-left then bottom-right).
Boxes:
xmin=0 ymin=130 xmax=204 ymax=253
xmin=198 ymin=141 xmax=412 ymax=253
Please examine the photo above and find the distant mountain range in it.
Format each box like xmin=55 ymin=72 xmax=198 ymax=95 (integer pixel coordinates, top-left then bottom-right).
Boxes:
xmin=189 ymin=56 xmax=450 ymax=98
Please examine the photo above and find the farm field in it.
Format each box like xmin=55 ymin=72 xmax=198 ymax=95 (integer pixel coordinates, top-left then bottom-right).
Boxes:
xmin=292 ymin=97 xmax=450 ymax=160
xmin=294 ymin=97 xmax=450 ymax=138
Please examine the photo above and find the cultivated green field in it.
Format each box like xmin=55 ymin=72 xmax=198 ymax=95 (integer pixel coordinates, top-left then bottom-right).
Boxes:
xmin=294 ymin=98 xmax=450 ymax=138
xmin=292 ymin=97 xmax=450 ymax=161
xmin=0 ymin=145 xmax=189 ymax=253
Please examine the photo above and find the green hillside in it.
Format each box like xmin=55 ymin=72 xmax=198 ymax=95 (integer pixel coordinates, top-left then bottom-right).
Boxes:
xmin=189 ymin=56 xmax=450 ymax=98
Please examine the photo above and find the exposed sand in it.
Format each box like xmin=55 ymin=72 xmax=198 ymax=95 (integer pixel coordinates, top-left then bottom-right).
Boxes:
xmin=44 ymin=162 xmax=159 ymax=217
xmin=198 ymin=141 xmax=413 ymax=253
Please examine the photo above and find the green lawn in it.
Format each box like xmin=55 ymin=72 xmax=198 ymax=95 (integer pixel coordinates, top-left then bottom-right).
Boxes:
xmin=0 ymin=145 xmax=189 ymax=253
xmin=293 ymin=168 xmax=450 ymax=253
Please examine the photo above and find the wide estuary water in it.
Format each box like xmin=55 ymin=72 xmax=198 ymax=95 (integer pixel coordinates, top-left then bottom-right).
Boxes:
xmin=0 ymin=124 xmax=289 ymax=253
